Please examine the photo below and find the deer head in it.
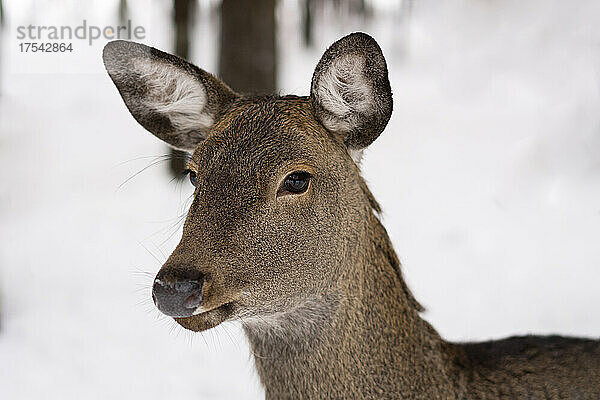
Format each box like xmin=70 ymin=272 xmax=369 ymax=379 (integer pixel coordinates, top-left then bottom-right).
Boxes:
xmin=103 ymin=32 xmax=392 ymax=332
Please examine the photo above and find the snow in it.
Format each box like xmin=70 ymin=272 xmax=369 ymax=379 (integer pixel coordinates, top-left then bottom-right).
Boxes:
xmin=1 ymin=0 xmax=599 ymax=399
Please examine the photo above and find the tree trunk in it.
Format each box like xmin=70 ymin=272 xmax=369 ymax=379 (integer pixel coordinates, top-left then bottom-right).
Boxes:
xmin=119 ymin=0 xmax=127 ymax=25
xmin=0 ymin=0 xmax=4 ymax=96
xmin=169 ymin=0 xmax=195 ymax=178
xmin=219 ymin=0 xmax=277 ymax=94
xmin=302 ymin=0 xmax=313 ymax=47
xmin=174 ymin=0 xmax=194 ymax=60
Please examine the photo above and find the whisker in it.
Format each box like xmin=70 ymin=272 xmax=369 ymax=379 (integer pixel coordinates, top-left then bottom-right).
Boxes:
xmin=138 ymin=241 xmax=163 ymax=266
xmin=220 ymin=323 xmax=240 ymax=351
xmin=113 ymin=154 xmax=171 ymax=168
xmin=117 ymin=158 xmax=171 ymax=190
xmin=157 ymin=216 xmax=187 ymax=248
xmin=115 ymin=151 xmax=190 ymax=190
xmin=131 ymin=267 xmax=156 ymax=277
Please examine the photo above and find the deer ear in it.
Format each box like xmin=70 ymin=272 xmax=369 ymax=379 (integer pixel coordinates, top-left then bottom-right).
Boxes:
xmin=103 ymin=40 xmax=238 ymax=151
xmin=310 ymin=32 xmax=393 ymax=151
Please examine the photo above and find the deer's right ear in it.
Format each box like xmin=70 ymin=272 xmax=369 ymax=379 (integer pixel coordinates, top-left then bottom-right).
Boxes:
xmin=103 ymin=40 xmax=238 ymax=151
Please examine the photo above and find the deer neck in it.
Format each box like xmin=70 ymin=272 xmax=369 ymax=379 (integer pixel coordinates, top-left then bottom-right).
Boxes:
xmin=243 ymin=214 xmax=458 ymax=398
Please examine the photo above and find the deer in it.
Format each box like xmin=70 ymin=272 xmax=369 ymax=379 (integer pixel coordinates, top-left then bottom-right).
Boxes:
xmin=103 ymin=33 xmax=600 ymax=399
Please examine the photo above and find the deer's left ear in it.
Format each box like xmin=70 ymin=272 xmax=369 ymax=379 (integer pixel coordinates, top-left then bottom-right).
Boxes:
xmin=310 ymin=32 xmax=393 ymax=151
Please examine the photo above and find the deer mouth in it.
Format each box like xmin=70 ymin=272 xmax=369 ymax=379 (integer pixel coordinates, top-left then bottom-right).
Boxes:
xmin=174 ymin=301 xmax=236 ymax=332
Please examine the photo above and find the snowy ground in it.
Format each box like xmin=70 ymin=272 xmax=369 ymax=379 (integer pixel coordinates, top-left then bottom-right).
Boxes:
xmin=1 ymin=1 xmax=599 ymax=399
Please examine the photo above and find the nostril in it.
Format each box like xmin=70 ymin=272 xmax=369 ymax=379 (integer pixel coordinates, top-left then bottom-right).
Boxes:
xmin=183 ymin=292 xmax=202 ymax=310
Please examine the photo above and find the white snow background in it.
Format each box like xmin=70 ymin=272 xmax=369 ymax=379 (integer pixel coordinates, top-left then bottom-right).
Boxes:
xmin=1 ymin=0 xmax=599 ymax=399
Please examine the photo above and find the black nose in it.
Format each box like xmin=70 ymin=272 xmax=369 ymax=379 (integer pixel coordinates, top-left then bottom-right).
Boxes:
xmin=152 ymin=268 xmax=204 ymax=317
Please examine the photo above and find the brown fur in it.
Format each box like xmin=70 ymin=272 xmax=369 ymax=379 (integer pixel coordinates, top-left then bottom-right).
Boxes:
xmin=104 ymin=33 xmax=600 ymax=399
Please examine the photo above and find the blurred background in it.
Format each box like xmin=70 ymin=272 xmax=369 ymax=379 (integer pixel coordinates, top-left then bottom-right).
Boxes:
xmin=1 ymin=0 xmax=599 ymax=398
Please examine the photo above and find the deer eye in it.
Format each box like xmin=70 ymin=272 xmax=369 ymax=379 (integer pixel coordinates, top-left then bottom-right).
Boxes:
xmin=185 ymin=170 xmax=198 ymax=187
xmin=282 ymin=171 xmax=311 ymax=195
